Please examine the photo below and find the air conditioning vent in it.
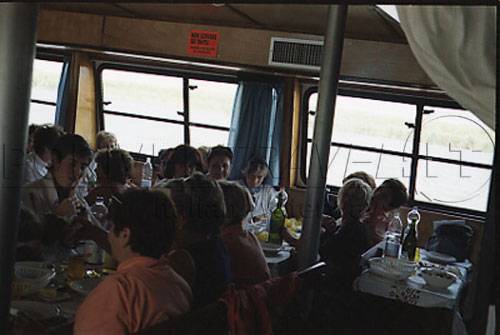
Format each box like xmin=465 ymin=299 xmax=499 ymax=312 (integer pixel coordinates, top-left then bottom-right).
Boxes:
xmin=269 ymin=37 xmax=324 ymax=71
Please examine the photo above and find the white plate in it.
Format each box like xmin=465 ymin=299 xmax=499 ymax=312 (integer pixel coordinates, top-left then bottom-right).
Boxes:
xmin=369 ymin=265 xmax=412 ymax=281
xmin=68 ymin=278 xmax=102 ymax=295
xmin=10 ymin=300 xmax=59 ymax=320
xmin=425 ymin=251 xmax=457 ymax=264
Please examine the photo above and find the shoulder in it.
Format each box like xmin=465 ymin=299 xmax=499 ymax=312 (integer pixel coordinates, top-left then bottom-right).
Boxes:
xmin=74 ymin=276 xmax=128 ymax=334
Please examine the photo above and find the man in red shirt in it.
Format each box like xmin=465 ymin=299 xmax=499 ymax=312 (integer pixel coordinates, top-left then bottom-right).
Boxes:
xmin=74 ymin=189 xmax=192 ymax=335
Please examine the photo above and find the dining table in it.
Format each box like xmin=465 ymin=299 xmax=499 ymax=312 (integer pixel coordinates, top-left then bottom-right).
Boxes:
xmin=9 ymin=260 xmax=109 ymax=335
xmin=353 ymin=249 xmax=472 ymax=335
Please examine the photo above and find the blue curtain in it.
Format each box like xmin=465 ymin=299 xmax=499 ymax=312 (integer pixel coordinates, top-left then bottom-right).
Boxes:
xmin=227 ymin=81 xmax=284 ymax=185
xmin=54 ymin=61 xmax=70 ymax=127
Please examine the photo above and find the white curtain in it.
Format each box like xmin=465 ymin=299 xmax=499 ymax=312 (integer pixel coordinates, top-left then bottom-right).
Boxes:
xmin=396 ymin=6 xmax=496 ymax=129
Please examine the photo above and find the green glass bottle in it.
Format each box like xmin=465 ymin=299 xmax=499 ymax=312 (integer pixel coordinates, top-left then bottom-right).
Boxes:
xmin=402 ymin=220 xmax=417 ymax=261
xmin=268 ymin=192 xmax=285 ymax=246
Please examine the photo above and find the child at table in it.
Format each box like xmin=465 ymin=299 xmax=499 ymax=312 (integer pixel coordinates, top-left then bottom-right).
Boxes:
xmin=362 ymin=178 xmax=408 ymax=248
xmin=219 ymin=180 xmax=271 ymax=286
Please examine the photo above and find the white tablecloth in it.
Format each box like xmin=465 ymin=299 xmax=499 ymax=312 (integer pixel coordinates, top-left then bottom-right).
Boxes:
xmin=354 ymin=257 xmax=470 ymax=310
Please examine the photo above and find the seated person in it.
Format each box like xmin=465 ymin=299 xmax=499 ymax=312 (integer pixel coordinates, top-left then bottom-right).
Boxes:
xmin=153 ymin=148 xmax=174 ymax=186
xmin=319 ymin=178 xmax=372 ymax=286
xmin=16 ymin=206 xmax=75 ymax=263
xmin=23 ymin=124 xmax=65 ymax=185
xmin=159 ymin=173 xmax=231 ymax=309
xmin=219 ymin=180 xmax=271 ymax=286
xmin=239 ymin=157 xmax=287 ymax=226
xmin=326 ymin=171 xmax=376 ymax=220
xmin=96 ymin=131 xmax=118 ymax=150
xmin=362 ymin=178 xmax=408 ymax=247
xmin=78 ymin=131 xmax=119 ymax=196
xmin=26 ymin=124 xmax=41 ymax=154
xmin=207 ymin=146 xmax=233 ymax=181
xmin=309 ymin=179 xmax=372 ymax=335
xmin=161 ymin=145 xmax=205 ymax=180
xmin=22 ymin=134 xmax=93 ymax=222
xmin=74 ymin=189 xmax=192 ymax=335
xmin=16 ymin=206 xmax=43 ymax=261
xmin=86 ymin=148 xmax=135 ymax=205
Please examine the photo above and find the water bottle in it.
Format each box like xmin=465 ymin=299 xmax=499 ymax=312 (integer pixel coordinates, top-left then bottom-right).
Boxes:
xmin=141 ymin=157 xmax=153 ymax=189
xmin=383 ymin=210 xmax=403 ymax=258
xmin=90 ymin=196 xmax=109 ymax=230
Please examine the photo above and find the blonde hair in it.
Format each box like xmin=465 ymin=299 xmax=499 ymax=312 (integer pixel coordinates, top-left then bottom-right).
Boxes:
xmin=218 ymin=180 xmax=253 ymax=226
xmin=96 ymin=131 xmax=117 ymax=150
xmin=338 ymin=178 xmax=372 ymax=223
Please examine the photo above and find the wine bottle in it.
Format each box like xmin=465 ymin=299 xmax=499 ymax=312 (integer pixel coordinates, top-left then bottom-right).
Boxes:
xmin=268 ymin=192 xmax=285 ymax=246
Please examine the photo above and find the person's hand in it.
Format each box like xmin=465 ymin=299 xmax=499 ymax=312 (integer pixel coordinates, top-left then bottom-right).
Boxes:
xmin=53 ymin=197 xmax=77 ymax=218
xmin=281 ymin=227 xmax=300 ymax=249
xmin=320 ymin=214 xmax=336 ymax=233
xmin=253 ymin=214 xmax=269 ymax=223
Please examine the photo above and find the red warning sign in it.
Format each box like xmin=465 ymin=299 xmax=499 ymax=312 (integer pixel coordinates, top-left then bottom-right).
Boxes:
xmin=187 ymin=30 xmax=220 ymax=58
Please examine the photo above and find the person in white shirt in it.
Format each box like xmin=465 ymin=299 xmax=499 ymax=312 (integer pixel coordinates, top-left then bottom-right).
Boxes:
xmin=23 ymin=125 xmax=64 ymax=185
xmin=238 ymin=157 xmax=287 ymax=230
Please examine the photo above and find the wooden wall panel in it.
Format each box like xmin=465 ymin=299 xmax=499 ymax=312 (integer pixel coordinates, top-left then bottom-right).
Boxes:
xmin=38 ymin=10 xmax=104 ymax=47
xmin=38 ymin=9 xmax=435 ymax=88
xmin=74 ymin=53 xmax=97 ymax=148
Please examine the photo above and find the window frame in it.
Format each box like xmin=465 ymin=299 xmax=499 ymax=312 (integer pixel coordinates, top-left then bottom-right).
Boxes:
xmin=95 ymin=61 xmax=239 ymax=156
xmin=300 ymin=84 xmax=493 ymax=219
xmin=31 ymin=51 xmax=69 ymax=125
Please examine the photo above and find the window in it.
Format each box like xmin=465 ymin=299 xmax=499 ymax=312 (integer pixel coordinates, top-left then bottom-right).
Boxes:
xmin=99 ymin=67 xmax=237 ymax=155
xmin=303 ymin=89 xmax=494 ymax=213
xmin=29 ymin=58 xmax=64 ymax=125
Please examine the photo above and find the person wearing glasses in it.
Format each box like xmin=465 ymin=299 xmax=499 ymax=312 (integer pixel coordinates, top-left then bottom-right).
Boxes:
xmin=74 ymin=189 xmax=192 ymax=335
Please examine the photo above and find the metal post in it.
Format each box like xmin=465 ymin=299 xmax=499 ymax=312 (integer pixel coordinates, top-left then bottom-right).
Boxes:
xmin=298 ymin=5 xmax=348 ymax=270
xmin=0 ymin=4 xmax=38 ymax=332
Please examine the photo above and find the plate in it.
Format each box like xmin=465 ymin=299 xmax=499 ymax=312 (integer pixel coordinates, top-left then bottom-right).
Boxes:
xmin=369 ymin=265 xmax=412 ymax=281
xmin=10 ymin=300 xmax=59 ymax=320
xmin=425 ymin=251 xmax=457 ymax=264
xmin=68 ymin=278 xmax=102 ymax=295
xmin=261 ymin=243 xmax=284 ymax=256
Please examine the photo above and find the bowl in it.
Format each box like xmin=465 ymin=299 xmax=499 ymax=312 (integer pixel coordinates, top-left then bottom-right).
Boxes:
xmin=420 ymin=268 xmax=457 ymax=289
xmin=368 ymin=257 xmax=416 ymax=280
xmin=12 ymin=262 xmax=56 ymax=297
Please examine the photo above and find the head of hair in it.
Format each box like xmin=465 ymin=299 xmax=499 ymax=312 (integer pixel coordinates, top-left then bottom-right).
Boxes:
xmin=218 ymin=180 xmax=252 ymax=226
xmin=96 ymin=131 xmax=117 ymax=150
xmin=161 ymin=173 xmax=226 ymax=237
xmin=337 ymin=179 xmax=372 ymax=223
xmin=371 ymin=178 xmax=408 ymax=211
xmin=95 ymin=149 xmax=133 ymax=184
xmin=343 ymin=171 xmax=376 ymax=190
xmin=164 ymin=145 xmax=204 ymax=178
xmin=208 ymin=146 xmax=233 ymax=165
xmin=33 ymin=124 xmax=65 ymax=156
xmin=242 ymin=156 xmax=269 ymax=176
xmin=109 ymin=189 xmax=178 ymax=258
xmin=28 ymin=124 xmax=42 ymax=136
xmin=51 ymin=134 xmax=92 ymax=162
xmin=159 ymin=148 xmax=174 ymax=162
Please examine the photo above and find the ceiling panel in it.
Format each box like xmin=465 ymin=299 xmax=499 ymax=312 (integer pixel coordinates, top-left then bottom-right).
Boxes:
xmin=39 ymin=3 xmax=406 ymax=43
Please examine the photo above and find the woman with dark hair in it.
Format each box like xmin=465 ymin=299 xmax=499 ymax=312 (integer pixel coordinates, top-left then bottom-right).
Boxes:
xmin=207 ymin=146 xmax=233 ymax=180
xmin=362 ymin=178 xmax=408 ymax=247
xmin=159 ymin=173 xmax=231 ymax=309
xmin=163 ymin=145 xmax=205 ymax=179
xmin=86 ymin=148 xmax=136 ymax=204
